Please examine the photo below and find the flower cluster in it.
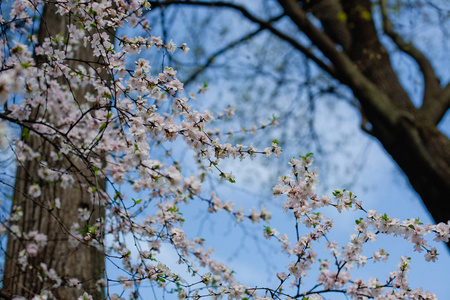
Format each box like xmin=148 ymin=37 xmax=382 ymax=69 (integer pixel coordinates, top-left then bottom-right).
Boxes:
xmin=267 ymin=155 xmax=448 ymax=299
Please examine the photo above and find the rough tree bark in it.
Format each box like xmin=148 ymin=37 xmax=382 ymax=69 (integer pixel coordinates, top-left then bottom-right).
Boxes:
xmin=2 ymin=3 xmax=113 ymax=298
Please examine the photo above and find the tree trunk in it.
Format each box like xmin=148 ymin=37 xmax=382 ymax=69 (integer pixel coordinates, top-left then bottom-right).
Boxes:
xmin=341 ymin=0 xmax=450 ymax=227
xmin=3 ymin=136 xmax=105 ymax=299
xmin=3 ymin=3 xmax=112 ymax=298
xmin=367 ymin=106 xmax=450 ymax=227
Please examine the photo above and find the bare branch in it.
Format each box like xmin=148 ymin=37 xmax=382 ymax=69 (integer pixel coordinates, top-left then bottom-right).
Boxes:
xmin=422 ymin=82 xmax=450 ymax=125
xmin=183 ymin=26 xmax=264 ymax=85
xmin=148 ymin=0 xmax=336 ymax=76
xmin=277 ymin=0 xmax=406 ymax=126
xmin=379 ymin=0 xmax=441 ymax=109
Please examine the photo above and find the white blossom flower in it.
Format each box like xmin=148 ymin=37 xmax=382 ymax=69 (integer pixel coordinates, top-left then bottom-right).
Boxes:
xmin=28 ymin=184 xmax=41 ymax=198
xmin=167 ymin=40 xmax=176 ymax=54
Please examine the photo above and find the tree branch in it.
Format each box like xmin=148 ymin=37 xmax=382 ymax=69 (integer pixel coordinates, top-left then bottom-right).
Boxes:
xmin=302 ymin=0 xmax=352 ymax=52
xmin=148 ymin=0 xmax=336 ymax=76
xmin=379 ymin=0 xmax=441 ymax=115
xmin=422 ymin=82 xmax=450 ymax=125
xmin=277 ymin=0 xmax=404 ymax=125
xmin=183 ymin=22 xmax=265 ymax=85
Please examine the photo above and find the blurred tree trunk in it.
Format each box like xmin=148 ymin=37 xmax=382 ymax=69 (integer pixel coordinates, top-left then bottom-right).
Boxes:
xmin=2 ymin=3 xmax=112 ymax=298
xmin=341 ymin=0 xmax=450 ymax=229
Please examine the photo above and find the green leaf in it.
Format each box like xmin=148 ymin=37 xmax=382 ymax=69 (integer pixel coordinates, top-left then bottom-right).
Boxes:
xmin=300 ymin=152 xmax=313 ymax=159
xmin=89 ymin=226 xmax=97 ymax=234
xmin=80 ymin=226 xmax=90 ymax=235
xmin=168 ymin=206 xmax=178 ymax=213
xmin=22 ymin=128 xmax=30 ymax=140
xmin=93 ymin=165 xmax=99 ymax=175
xmin=332 ymin=190 xmax=341 ymax=196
